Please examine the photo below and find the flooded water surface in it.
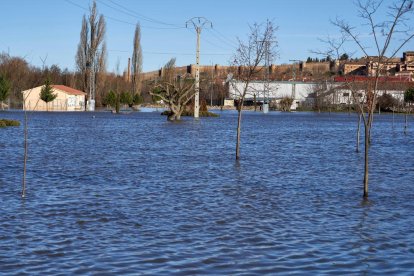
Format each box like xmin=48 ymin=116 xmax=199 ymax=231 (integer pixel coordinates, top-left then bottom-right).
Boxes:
xmin=1 ymin=110 xmax=413 ymax=274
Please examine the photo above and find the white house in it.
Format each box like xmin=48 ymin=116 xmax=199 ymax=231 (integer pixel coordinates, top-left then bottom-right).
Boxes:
xmin=22 ymin=85 xmax=86 ymax=111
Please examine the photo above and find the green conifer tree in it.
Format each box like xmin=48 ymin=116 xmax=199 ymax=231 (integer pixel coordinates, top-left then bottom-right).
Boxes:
xmin=0 ymin=75 xmax=11 ymax=110
xmin=40 ymin=78 xmax=57 ymax=111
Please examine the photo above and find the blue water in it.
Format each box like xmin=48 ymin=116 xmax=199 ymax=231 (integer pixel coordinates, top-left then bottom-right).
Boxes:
xmin=1 ymin=110 xmax=413 ymax=274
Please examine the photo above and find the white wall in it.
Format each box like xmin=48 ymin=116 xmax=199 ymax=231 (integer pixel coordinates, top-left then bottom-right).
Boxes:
xmin=22 ymin=86 xmax=86 ymax=111
xmin=228 ymin=80 xmax=407 ymax=109
xmin=229 ymin=81 xmax=319 ymax=101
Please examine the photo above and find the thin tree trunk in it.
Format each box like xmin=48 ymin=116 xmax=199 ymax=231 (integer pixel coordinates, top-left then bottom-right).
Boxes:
xmin=368 ymin=112 xmax=373 ymax=146
xmin=236 ymin=106 xmax=242 ymax=160
xmin=22 ymin=111 xmax=28 ymax=198
xmin=363 ymin=120 xmax=369 ymax=198
xmin=356 ymin=113 xmax=361 ymax=153
xmin=404 ymin=112 xmax=408 ymax=135
xmin=254 ymin=94 xmax=257 ymax=112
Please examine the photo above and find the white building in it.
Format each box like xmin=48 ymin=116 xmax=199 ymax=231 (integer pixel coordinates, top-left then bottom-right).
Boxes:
xmin=22 ymin=85 xmax=86 ymax=111
xmin=228 ymin=80 xmax=321 ymax=110
xmin=228 ymin=80 xmax=409 ymax=110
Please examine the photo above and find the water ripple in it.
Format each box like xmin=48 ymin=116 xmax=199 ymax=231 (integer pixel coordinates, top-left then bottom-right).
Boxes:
xmin=0 ymin=111 xmax=413 ymax=274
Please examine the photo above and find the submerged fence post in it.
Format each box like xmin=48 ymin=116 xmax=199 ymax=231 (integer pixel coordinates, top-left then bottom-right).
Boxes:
xmin=22 ymin=110 xmax=28 ymax=198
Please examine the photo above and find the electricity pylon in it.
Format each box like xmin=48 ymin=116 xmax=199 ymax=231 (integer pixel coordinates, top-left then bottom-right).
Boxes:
xmin=186 ymin=17 xmax=212 ymax=118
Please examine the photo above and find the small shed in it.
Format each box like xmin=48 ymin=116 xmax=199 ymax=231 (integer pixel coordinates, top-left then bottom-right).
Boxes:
xmin=22 ymin=85 xmax=86 ymax=111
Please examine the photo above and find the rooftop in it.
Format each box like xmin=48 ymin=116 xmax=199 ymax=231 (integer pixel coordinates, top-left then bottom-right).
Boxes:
xmin=52 ymin=85 xmax=86 ymax=96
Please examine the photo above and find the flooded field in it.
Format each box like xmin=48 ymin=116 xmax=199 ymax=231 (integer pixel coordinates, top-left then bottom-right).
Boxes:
xmin=0 ymin=110 xmax=413 ymax=274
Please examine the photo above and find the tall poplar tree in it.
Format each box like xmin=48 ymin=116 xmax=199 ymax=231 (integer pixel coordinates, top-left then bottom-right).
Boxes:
xmin=131 ymin=23 xmax=143 ymax=96
xmin=75 ymin=0 xmax=107 ymax=106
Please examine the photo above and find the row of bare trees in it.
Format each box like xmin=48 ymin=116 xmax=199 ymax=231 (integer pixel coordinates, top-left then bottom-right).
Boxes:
xmin=328 ymin=0 xmax=414 ymax=198
xmin=224 ymin=0 xmax=413 ymax=200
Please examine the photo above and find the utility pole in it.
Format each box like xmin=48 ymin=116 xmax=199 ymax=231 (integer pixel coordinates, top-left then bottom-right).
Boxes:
xmin=289 ymin=59 xmax=301 ymax=100
xmin=87 ymin=52 xmax=96 ymax=111
xmin=186 ymin=17 xmax=212 ymax=118
xmin=127 ymin=57 xmax=131 ymax=82
xmin=258 ymin=40 xmax=276 ymax=113
xmin=264 ymin=41 xmax=270 ymax=113
xmin=211 ymin=63 xmax=214 ymax=106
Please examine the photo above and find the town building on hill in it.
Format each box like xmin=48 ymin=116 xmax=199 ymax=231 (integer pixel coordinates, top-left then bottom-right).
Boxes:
xmin=340 ymin=52 xmax=414 ymax=79
xmin=22 ymin=85 xmax=86 ymax=111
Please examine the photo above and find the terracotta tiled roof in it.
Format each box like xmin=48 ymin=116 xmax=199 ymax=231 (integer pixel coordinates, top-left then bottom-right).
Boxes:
xmin=52 ymin=85 xmax=86 ymax=95
xmin=334 ymin=76 xmax=412 ymax=82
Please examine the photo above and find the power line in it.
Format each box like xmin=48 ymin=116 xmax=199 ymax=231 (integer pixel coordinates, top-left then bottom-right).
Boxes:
xmin=209 ymin=28 xmax=238 ymax=48
xmin=144 ymin=51 xmax=231 ymax=56
xmin=63 ymin=0 xmax=185 ymax=30
xmin=107 ymin=49 xmax=231 ymax=57
xmin=96 ymin=0 xmax=142 ymax=19
xmin=202 ymin=36 xmax=235 ymax=51
xmin=187 ymin=27 xmax=234 ymax=52
xmin=105 ymin=0 xmax=184 ymax=28
xmin=63 ymin=0 xmax=87 ymax=11
xmin=206 ymin=29 xmax=237 ymax=49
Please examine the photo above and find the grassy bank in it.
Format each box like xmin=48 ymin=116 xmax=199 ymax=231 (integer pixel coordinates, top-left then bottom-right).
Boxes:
xmin=0 ymin=119 xmax=20 ymax=128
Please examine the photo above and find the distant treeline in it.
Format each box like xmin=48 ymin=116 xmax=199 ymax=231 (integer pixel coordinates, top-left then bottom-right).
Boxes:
xmin=0 ymin=52 xmax=144 ymax=108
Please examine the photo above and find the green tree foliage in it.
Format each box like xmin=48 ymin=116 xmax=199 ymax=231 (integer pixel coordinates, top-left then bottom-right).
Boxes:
xmin=0 ymin=75 xmax=11 ymax=109
xmin=40 ymin=78 xmax=57 ymax=111
xmin=151 ymin=87 xmax=162 ymax=103
xmin=404 ymin=88 xmax=414 ymax=103
xmin=132 ymin=93 xmax=143 ymax=105
xmin=339 ymin=53 xmax=349 ymax=60
xmin=0 ymin=119 xmax=20 ymax=127
xmin=104 ymin=90 xmax=117 ymax=108
xmin=120 ymin=91 xmax=133 ymax=106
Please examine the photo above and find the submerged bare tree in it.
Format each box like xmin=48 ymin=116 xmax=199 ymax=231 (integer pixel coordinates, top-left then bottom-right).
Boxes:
xmin=150 ymin=58 xmax=195 ymax=121
xmin=333 ymin=0 xmax=414 ymax=198
xmin=131 ymin=23 xmax=143 ymax=96
xmin=230 ymin=20 xmax=278 ymax=160
xmin=75 ymin=0 xmax=107 ymax=106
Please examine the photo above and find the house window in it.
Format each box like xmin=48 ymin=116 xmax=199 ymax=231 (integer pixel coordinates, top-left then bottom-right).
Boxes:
xmin=343 ymin=93 xmax=349 ymax=97
xmin=68 ymin=96 xmax=76 ymax=107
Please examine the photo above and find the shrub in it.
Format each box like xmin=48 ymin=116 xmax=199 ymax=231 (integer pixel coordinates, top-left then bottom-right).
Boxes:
xmin=404 ymin=88 xmax=414 ymax=103
xmin=377 ymin=93 xmax=398 ymax=112
xmin=279 ymin=97 xmax=294 ymax=112
xmin=0 ymin=119 xmax=20 ymax=127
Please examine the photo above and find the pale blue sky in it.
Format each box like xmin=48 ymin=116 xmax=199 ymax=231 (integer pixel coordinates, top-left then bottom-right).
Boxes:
xmin=1 ymin=0 xmax=413 ymax=73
